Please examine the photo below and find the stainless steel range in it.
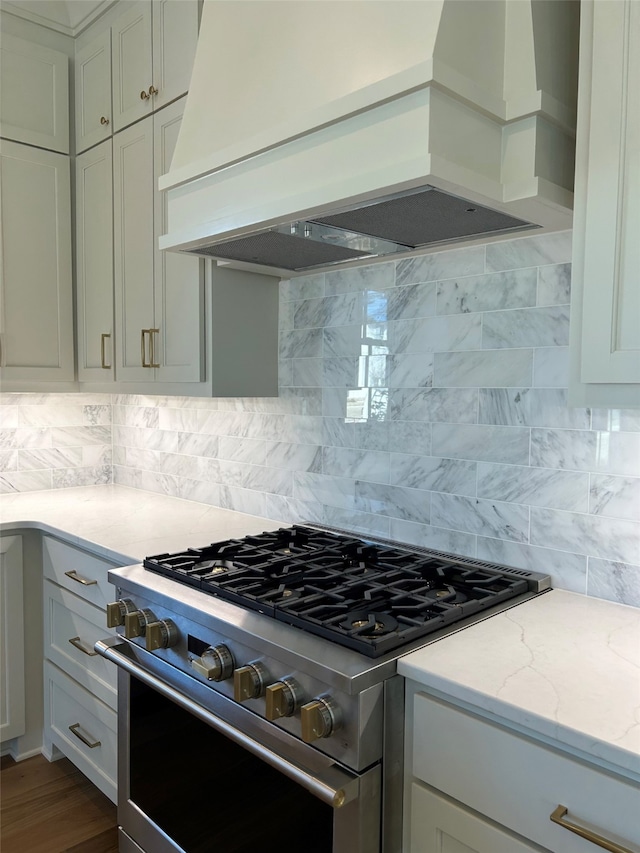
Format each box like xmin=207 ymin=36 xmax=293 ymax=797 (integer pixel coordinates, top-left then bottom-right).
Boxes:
xmin=95 ymin=525 xmax=551 ymax=853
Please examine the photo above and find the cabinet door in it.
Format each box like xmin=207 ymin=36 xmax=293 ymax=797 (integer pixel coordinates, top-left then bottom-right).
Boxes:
xmin=113 ymin=118 xmax=155 ymax=382
xmin=0 ymin=536 xmax=25 ymax=743
xmin=0 ymin=141 xmax=74 ymax=382
xmin=76 ymin=140 xmax=114 ymax=382
xmin=153 ymin=98 xmax=204 ymax=383
xmin=0 ymin=34 xmax=69 ymax=154
xmin=410 ymin=784 xmax=542 ymax=853
xmin=151 ymin=0 xmax=199 ymax=112
xmin=75 ymin=30 xmax=112 ymax=154
xmin=112 ymin=1 xmax=153 ymax=132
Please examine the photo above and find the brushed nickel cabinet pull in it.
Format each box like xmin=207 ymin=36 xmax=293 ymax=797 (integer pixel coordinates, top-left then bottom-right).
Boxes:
xmin=100 ymin=333 xmax=111 ymax=369
xmin=550 ymin=805 xmax=634 ymax=853
xmin=68 ymin=636 xmax=98 ymax=657
xmin=69 ymin=723 xmax=101 ymax=749
xmin=149 ymin=328 xmax=160 ymax=368
xmin=64 ymin=569 xmax=97 ymax=586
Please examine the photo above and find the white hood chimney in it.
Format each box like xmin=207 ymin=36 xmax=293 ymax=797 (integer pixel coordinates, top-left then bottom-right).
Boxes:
xmin=160 ymin=0 xmax=579 ymax=274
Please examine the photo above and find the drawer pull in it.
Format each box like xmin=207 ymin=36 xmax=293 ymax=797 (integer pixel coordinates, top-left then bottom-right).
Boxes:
xmin=64 ymin=570 xmax=98 ymax=587
xmin=68 ymin=636 xmax=98 ymax=657
xmin=69 ymin=723 xmax=101 ymax=749
xmin=550 ymin=805 xmax=634 ymax=853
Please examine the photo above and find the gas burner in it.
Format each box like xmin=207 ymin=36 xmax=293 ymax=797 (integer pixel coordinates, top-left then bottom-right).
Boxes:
xmin=341 ymin=611 xmax=399 ymax=637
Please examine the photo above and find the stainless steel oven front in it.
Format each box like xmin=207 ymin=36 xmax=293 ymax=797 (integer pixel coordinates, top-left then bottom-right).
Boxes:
xmin=98 ymin=637 xmax=382 ymax=853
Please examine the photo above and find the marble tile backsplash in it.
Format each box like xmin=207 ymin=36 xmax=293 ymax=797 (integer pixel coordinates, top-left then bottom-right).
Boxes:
xmin=1 ymin=231 xmax=639 ymax=607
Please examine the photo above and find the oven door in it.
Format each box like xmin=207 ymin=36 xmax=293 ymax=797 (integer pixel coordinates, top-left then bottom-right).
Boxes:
xmin=96 ymin=637 xmax=381 ymax=853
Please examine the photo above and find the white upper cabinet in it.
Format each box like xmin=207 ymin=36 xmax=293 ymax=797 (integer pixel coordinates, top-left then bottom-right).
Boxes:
xmin=75 ymin=30 xmax=112 ymax=154
xmin=0 ymin=34 xmax=69 ymax=154
xmin=111 ymin=0 xmax=198 ymax=133
xmin=0 ymin=140 xmax=74 ymax=383
xmin=570 ymin=0 xmax=640 ymax=407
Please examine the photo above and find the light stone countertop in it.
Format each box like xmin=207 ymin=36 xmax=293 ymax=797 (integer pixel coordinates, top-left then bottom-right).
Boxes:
xmin=2 ymin=485 xmax=638 ymax=782
xmin=399 ymin=588 xmax=640 ymax=781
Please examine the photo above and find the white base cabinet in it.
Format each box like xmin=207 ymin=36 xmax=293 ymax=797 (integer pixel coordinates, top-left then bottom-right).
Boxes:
xmin=0 ymin=535 xmax=25 ymax=745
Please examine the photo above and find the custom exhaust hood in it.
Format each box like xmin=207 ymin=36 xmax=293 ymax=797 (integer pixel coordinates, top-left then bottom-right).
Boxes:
xmin=159 ymin=0 xmax=579 ymax=276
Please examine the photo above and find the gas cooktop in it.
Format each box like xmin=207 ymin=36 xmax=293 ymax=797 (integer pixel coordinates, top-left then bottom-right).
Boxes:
xmin=143 ymin=525 xmax=532 ymax=657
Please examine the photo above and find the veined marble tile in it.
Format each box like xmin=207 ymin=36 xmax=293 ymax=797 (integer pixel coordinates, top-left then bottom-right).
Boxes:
xmin=389 ymin=421 xmax=432 ymax=455
xmin=358 ymin=353 xmax=389 ymax=388
xmin=279 ymin=328 xmax=323 ymax=359
xmin=113 ymin=405 xmax=160 ymax=429
xmin=292 ymin=358 xmax=323 ymax=387
xmin=279 ymin=300 xmax=295 ymax=331
xmin=322 ymin=505 xmax=392 ymax=539
xmin=436 ymin=269 xmax=537 ymax=315
xmin=112 ymin=445 xmax=127 ymax=466
xmin=482 ymin=306 xmax=570 ymax=349
xmin=431 ymin=493 xmax=529 ymax=542
xmin=387 ymin=353 xmax=434 ymax=388
xmin=19 ymin=404 xmax=86 ymax=428
xmin=531 ymin=428 xmax=640 ymax=476
xmin=81 ymin=446 xmax=112 ymax=467
xmin=390 ymin=314 xmax=482 ymax=354
xmin=479 ymin=388 xmax=590 ymax=429
xmin=434 ymin=350 xmax=533 ymax=388
xmin=278 ymin=359 xmax=293 ymax=388
xmin=113 ymin=465 xmax=142 ymax=490
xmin=390 ymin=454 xmax=476 ymax=496
xmin=390 ymin=388 xmax=478 ymax=424
xmin=531 ymin=347 xmax=570 ymax=388
xmin=0 ymin=407 xmax=19 ymax=428
xmin=587 ymin=558 xmax=640 ymax=608
xmin=386 ymin=282 xmax=437 ymax=321
xmin=50 ymin=426 xmax=113 ymax=447
xmin=219 ymin=485 xmax=267 ymax=518
xmin=266 ymin=442 xmax=322 ymax=473
xmin=322 ymin=417 xmax=355 ymax=448
xmin=293 ymin=293 xmax=360 ymax=329
xmin=537 ymin=263 xmax=571 ymax=306
xmin=264 ymin=494 xmax=325 ymax=526
xmin=530 ymin=507 xmax=640 ymax=565
xmin=477 ymin=462 xmax=589 ymax=511
xmin=0 ymin=429 xmax=17 ymax=449
xmin=485 ymin=230 xmax=572 ymax=271
xmin=124 ymin=447 xmax=160 ymax=471
xmin=52 ymin=465 xmax=111 ymax=488
xmin=389 ymin=518 xmax=476 ymax=558
xmin=0 ymin=451 xmax=18 ymax=472
xmin=293 ymin=471 xmax=356 ymax=511
xmin=355 ymin=481 xmax=431 ymax=524
xmin=476 ymin=537 xmax=587 ymax=594
xmin=83 ymin=405 xmax=111 ymax=425
xmin=589 ymin=474 xmax=640 ymax=521
xmin=353 ymin=420 xmax=389 ymax=452
xmin=138 ymin=471 xmax=180 ymax=499
xmin=395 ymin=246 xmax=485 ymax=285
xmin=176 ymin=432 xmax=219 ymax=458
xmin=18 ymin=447 xmax=82 ymax=470
xmin=174 ymin=478 xmax=221 ymax=507
xmin=322 ymin=446 xmax=390 ymax=484
xmin=323 ymin=387 xmax=355 ymax=419
xmin=158 ymin=452 xmax=202 ymax=480
xmin=0 ymin=470 xmax=53 ymax=493
xmin=322 ymin=358 xmax=359 ymax=388
xmin=157 ymin=407 xmax=205 ymax=433
xmin=13 ymin=427 xmax=51 ymax=448
xmin=432 ymin=423 xmax=530 ymax=465
xmin=591 ymin=409 xmax=640 ymax=432
xmin=325 ymin=261 xmax=395 ymax=295
xmin=280 ymin=273 xmax=325 ymax=302
xmin=281 ymin=415 xmax=323 ymax=445
xmin=323 ymin=324 xmax=385 ymax=358
xmin=217 ymin=436 xmax=265 ymax=465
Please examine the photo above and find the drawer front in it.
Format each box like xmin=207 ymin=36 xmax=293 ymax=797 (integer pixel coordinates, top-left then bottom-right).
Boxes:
xmin=43 ymin=535 xmax=121 ymax=610
xmin=44 ymin=579 xmax=116 ymax=708
xmin=45 ymin=661 xmax=117 ymax=803
xmin=413 ymin=692 xmax=640 ymax=853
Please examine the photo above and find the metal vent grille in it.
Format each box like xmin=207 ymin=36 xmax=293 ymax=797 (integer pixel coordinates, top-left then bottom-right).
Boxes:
xmin=314 ymin=188 xmax=532 ymax=247
xmin=186 ymin=230 xmax=368 ymax=270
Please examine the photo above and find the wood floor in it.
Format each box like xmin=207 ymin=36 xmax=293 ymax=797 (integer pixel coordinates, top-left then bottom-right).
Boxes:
xmin=0 ymin=753 xmax=118 ymax=853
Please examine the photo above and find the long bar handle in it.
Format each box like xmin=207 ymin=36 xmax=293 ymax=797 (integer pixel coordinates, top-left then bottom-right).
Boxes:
xmin=550 ymin=805 xmax=635 ymax=853
xmin=95 ymin=637 xmax=355 ymax=809
xmin=69 ymin=723 xmax=101 ymax=749
xmin=141 ymin=329 xmax=150 ymax=367
xmin=100 ymin=333 xmax=111 ymax=369
xmin=149 ymin=328 xmax=160 ymax=368
xmin=64 ymin=569 xmax=97 ymax=587
xmin=69 ymin=636 xmax=98 ymax=657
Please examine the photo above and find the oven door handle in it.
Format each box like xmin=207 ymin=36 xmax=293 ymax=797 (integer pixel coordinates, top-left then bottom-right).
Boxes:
xmin=95 ymin=637 xmax=358 ymax=809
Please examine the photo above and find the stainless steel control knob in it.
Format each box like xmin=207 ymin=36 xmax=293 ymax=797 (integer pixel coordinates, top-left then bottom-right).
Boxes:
xmin=234 ymin=662 xmax=268 ymax=702
xmin=300 ymin=697 xmax=342 ymax=743
xmin=191 ymin=644 xmax=235 ymax=681
xmin=265 ymin=677 xmax=304 ymax=720
xmin=124 ymin=608 xmax=156 ymax=639
xmin=106 ymin=598 xmax=136 ymax=628
xmin=145 ymin=618 xmax=179 ymax=651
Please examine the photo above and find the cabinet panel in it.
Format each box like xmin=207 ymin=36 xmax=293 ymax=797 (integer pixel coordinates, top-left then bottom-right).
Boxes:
xmin=0 ymin=536 xmax=25 ymax=743
xmin=411 ymin=783 xmax=541 ymax=853
xmin=112 ymin=1 xmax=153 ymax=132
xmin=75 ymin=30 xmax=112 ymax=154
xmin=153 ymin=98 xmax=204 ymax=382
xmin=151 ymin=0 xmax=199 ymax=112
xmin=113 ymin=118 xmax=155 ymax=381
xmin=0 ymin=34 xmax=69 ymax=154
xmin=0 ymin=141 xmax=74 ymax=382
xmin=42 ymin=536 xmax=118 ymax=611
xmin=76 ymin=140 xmax=115 ymax=381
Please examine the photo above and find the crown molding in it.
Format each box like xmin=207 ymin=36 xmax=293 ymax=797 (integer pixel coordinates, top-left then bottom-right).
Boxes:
xmin=0 ymin=0 xmax=117 ymax=37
